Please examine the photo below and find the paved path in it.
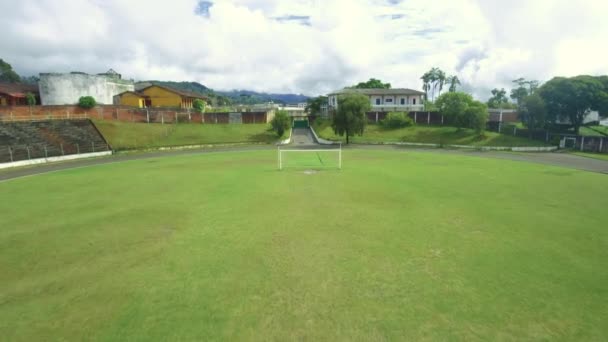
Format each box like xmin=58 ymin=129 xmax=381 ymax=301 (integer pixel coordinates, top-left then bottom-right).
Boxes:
xmin=1 ymin=145 xmax=607 ymax=182
xmin=290 ymin=128 xmax=316 ymax=146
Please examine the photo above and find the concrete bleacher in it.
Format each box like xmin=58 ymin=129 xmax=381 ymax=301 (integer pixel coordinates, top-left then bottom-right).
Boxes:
xmin=0 ymin=119 xmax=110 ymax=163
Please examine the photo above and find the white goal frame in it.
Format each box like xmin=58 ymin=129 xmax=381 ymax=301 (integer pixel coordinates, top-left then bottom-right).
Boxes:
xmin=278 ymin=144 xmax=342 ymax=170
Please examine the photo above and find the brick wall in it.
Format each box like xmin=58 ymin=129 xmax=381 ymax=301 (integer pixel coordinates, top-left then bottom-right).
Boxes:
xmin=0 ymin=105 xmax=271 ymax=124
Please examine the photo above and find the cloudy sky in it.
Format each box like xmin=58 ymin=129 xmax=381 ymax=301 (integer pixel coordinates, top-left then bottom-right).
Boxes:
xmin=1 ymin=0 xmax=607 ymax=99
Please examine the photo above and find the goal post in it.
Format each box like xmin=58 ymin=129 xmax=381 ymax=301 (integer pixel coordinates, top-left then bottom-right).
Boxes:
xmin=278 ymin=144 xmax=342 ymax=170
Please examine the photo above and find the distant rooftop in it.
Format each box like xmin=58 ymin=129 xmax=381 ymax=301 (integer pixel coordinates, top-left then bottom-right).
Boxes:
xmin=328 ymin=88 xmax=425 ymax=96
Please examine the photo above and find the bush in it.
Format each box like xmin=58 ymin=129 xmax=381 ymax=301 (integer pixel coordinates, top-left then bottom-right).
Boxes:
xmin=381 ymin=112 xmax=414 ymax=129
xmin=271 ymin=110 xmax=291 ymax=137
xmin=78 ymin=96 xmax=96 ymax=109
xmin=193 ymin=99 xmax=206 ymax=113
xmin=26 ymin=92 xmax=36 ymax=106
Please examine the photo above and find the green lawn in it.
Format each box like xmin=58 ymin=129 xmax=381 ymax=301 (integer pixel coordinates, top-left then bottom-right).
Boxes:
xmin=579 ymin=126 xmax=608 ymax=137
xmin=1 ymin=150 xmax=607 ymax=340
xmin=572 ymin=152 xmax=608 ymax=161
xmin=94 ymin=120 xmax=285 ymax=150
xmin=313 ymin=121 xmax=549 ymax=147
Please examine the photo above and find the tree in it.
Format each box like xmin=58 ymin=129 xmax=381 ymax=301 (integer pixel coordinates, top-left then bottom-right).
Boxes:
xmin=78 ymin=96 xmax=96 ymax=109
xmin=305 ymin=96 xmax=328 ymax=115
xmin=539 ymin=75 xmax=607 ymax=134
xmin=519 ymin=93 xmax=547 ymax=131
xmin=351 ymin=78 xmax=391 ymax=89
xmin=436 ymin=69 xmax=446 ymax=97
xmin=487 ymin=88 xmax=509 ymax=108
xmin=26 ymin=92 xmax=36 ymax=106
xmin=420 ymin=67 xmax=447 ymax=101
xmin=435 ymin=92 xmax=473 ymax=128
xmin=464 ymin=101 xmax=488 ymax=134
xmin=193 ymin=99 xmax=206 ymax=113
xmin=421 ymin=72 xmax=432 ymax=102
xmin=435 ymin=92 xmax=488 ymax=133
xmin=510 ymin=78 xmax=539 ymax=106
xmin=271 ymin=110 xmax=290 ymax=137
xmin=0 ymin=58 xmax=21 ymax=83
xmin=448 ymin=75 xmax=460 ymax=92
xmin=21 ymin=75 xmax=40 ymax=85
xmin=332 ymin=92 xmax=370 ymax=144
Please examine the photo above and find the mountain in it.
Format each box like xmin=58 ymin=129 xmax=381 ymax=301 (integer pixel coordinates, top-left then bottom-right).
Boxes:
xmin=136 ymin=81 xmax=309 ymax=105
xmin=215 ymin=90 xmax=309 ymax=105
xmin=135 ymin=81 xmax=212 ymax=94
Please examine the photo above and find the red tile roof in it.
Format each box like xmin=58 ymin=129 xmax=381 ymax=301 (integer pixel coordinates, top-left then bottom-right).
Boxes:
xmin=0 ymin=83 xmax=39 ymax=98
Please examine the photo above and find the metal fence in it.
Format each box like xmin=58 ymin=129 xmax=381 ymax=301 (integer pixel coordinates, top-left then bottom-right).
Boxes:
xmin=488 ymin=123 xmax=608 ymax=153
xmin=0 ymin=142 xmax=110 ymax=164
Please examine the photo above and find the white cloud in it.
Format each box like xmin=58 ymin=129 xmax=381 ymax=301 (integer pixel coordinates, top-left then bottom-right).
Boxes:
xmin=0 ymin=0 xmax=606 ymax=98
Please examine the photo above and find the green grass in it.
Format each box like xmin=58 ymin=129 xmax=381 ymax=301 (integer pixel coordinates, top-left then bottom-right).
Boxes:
xmin=572 ymin=152 xmax=608 ymax=161
xmin=579 ymin=126 xmax=608 ymax=137
xmin=313 ymin=121 xmax=549 ymax=147
xmin=1 ymin=150 xmax=607 ymax=340
xmin=94 ymin=120 xmax=285 ymax=150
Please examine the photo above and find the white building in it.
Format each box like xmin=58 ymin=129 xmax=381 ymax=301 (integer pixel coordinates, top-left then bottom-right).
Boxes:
xmin=39 ymin=69 xmax=134 ymax=105
xmin=327 ymin=88 xmax=425 ymax=112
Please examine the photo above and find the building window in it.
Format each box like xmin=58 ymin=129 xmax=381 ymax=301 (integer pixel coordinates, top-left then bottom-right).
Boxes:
xmin=376 ymin=98 xmax=381 ymax=105
xmin=400 ymin=98 xmax=405 ymax=105
xmin=385 ymin=98 xmax=393 ymax=103
xmin=413 ymin=98 xmax=416 ymax=105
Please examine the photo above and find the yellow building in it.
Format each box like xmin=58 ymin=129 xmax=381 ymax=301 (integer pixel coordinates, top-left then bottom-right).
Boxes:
xmin=115 ymin=85 xmax=208 ymax=109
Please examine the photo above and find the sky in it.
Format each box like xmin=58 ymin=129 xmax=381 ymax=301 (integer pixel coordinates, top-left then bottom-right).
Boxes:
xmin=1 ymin=0 xmax=607 ymax=99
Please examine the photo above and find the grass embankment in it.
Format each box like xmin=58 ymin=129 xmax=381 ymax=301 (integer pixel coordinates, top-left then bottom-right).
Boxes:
xmin=313 ymin=120 xmax=549 ymax=147
xmin=94 ymin=120 xmax=285 ymax=150
xmin=1 ymin=150 xmax=607 ymax=340
xmin=579 ymin=126 xmax=608 ymax=137
xmin=572 ymin=152 xmax=608 ymax=161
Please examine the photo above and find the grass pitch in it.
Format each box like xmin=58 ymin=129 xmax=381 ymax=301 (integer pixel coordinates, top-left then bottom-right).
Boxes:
xmin=1 ymin=150 xmax=607 ymax=340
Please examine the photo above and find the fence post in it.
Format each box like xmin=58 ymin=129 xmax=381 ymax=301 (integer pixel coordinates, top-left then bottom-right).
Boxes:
xmin=414 ymin=112 xmax=417 ymax=123
xmin=146 ymin=109 xmax=150 ymax=123
xmin=580 ymin=136 xmax=584 ymax=151
xmin=76 ymin=144 xmax=80 ymax=154
xmin=546 ymin=131 xmax=549 ymax=142
xmin=600 ymin=138 xmax=604 ymax=153
xmin=513 ymin=127 xmax=517 ymax=135
xmin=441 ymin=115 xmax=444 ymax=125
xmin=427 ymin=112 xmax=430 ymax=125
xmin=60 ymin=143 xmax=64 ymax=155
xmin=44 ymin=145 xmax=48 ymax=158
xmin=161 ymin=112 xmax=164 ymax=125
xmin=8 ymin=147 xmax=13 ymax=162
xmin=174 ymin=112 xmax=177 ymax=124
xmin=92 ymin=141 xmax=95 ymax=152
xmin=26 ymin=146 xmax=31 ymax=160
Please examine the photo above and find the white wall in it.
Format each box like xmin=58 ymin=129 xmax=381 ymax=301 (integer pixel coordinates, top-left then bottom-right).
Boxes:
xmin=39 ymin=73 xmax=134 ymax=105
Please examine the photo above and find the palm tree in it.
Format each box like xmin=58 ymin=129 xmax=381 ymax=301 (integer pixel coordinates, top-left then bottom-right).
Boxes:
xmin=421 ymin=72 xmax=432 ymax=102
xmin=436 ymin=69 xmax=446 ymax=97
xmin=448 ymin=75 xmax=461 ymax=92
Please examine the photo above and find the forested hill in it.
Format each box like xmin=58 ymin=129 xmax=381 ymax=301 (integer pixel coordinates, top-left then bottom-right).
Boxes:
xmin=136 ymin=81 xmax=309 ymax=105
xmin=215 ymin=90 xmax=309 ymax=105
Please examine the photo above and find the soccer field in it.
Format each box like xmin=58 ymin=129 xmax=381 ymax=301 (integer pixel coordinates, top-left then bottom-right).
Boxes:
xmin=1 ymin=150 xmax=607 ymax=340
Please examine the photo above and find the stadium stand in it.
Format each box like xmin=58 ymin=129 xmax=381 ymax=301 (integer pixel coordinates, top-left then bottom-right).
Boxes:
xmin=0 ymin=119 xmax=110 ymax=163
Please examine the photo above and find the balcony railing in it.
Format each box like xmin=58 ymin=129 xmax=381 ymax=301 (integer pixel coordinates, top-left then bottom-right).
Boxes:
xmin=370 ymin=104 xmax=425 ymax=111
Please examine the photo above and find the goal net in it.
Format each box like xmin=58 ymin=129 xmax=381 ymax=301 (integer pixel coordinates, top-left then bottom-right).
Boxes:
xmin=278 ymin=145 xmax=342 ymax=170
